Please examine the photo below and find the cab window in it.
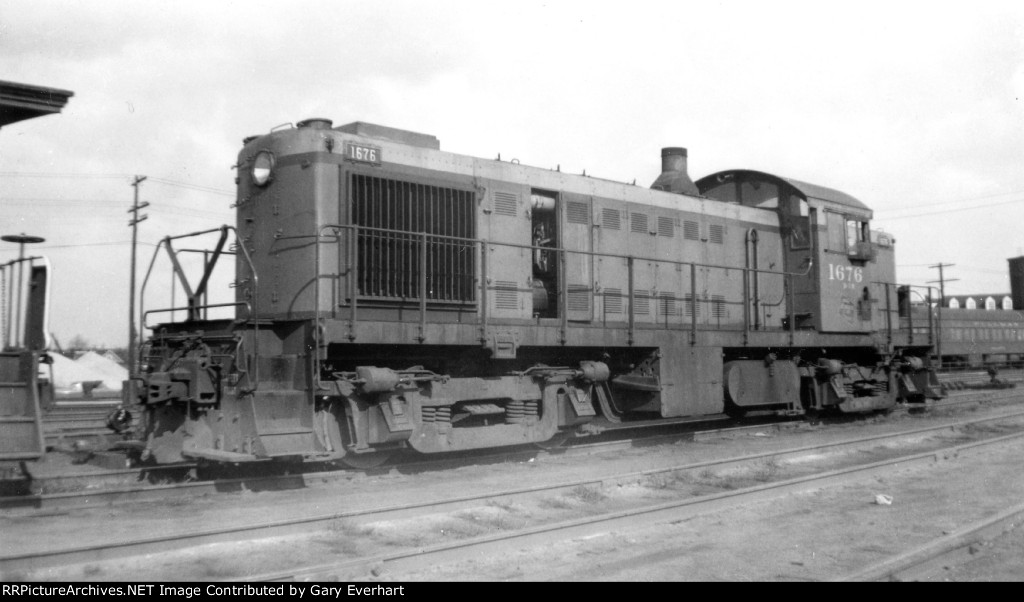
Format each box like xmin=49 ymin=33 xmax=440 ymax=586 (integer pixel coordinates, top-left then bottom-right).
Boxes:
xmin=826 ymin=211 xmax=846 ymax=252
xmin=846 ymin=219 xmax=869 ymax=249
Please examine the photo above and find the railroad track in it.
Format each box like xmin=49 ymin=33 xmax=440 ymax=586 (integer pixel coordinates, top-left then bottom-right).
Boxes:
xmin=4 ymin=387 xmax=1018 ymax=511
xmin=43 ymin=396 xmax=127 ymax=447
xmin=2 ymin=419 xmax=804 ymax=511
xmin=835 ymin=501 xmax=1024 ymax=582
xmin=936 ymin=368 xmax=1023 ymax=387
xmin=258 ymin=414 xmax=1024 ymax=582
xmin=5 ymin=401 xmax=1024 ymax=581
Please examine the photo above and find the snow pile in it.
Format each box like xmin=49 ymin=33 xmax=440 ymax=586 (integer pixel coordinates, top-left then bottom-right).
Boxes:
xmin=74 ymin=351 xmax=128 ymax=391
xmin=46 ymin=351 xmax=127 ymax=392
xmin=47 ymin=353 xmax=104 ymax=391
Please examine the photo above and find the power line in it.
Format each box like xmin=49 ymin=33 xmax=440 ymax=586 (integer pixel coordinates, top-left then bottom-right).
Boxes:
xmin=148 ymin=177 xmax=234 ymax=197
xmin=0 ymin=171 xmax=131 ymax=179
xmin=0 ymin=241 xmax=137 ymax=250
xmin=958 ymin=266 xmax=1012 ymax=275
xmin=1 ymin=198 xmax=128 ymax=208
xmin=0 ymin=197 xmax=233 ymax=218
xmin=877 ymin=196 xmax=1024 ymax=220
xmin=876 ymin=188 xmax=1024 ymax=214
xmin=0 ymin=172 xmax=235 ymax=197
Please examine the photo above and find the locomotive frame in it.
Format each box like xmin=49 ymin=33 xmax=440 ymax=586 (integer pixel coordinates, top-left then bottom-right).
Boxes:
xmin=128 ymin=119 xmax=941 ymax=467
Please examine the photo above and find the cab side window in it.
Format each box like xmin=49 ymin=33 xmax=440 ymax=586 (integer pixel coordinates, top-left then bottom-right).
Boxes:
xmin=826 ymin=211 xmax=846 ymax=252
xmin=846 ymin=218 xmax=868 ymax=249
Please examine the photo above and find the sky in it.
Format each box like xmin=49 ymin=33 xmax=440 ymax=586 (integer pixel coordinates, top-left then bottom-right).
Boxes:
xmin=2 ymin=0 xmax=1023 ymax=348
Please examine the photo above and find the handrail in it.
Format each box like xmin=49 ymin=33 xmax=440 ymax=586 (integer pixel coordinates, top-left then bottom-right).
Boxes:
xmin=873 ymin=281 xmax=938 ymax=350
xmin=689 ymin=264 xmax=697 ymax=344
xmin=303 ymin=223 xmax=816 ymax=281
xmin=307 ymin=222 xmax=929 ymax=378
xmin=0 ymin=255 xmax=44 ymax=269
xmin=176 ymin=248 xmax=237 ymax=320
xmin=314 ymin=225 xmax=338 ymax=390
xmin=139 ymin=225 xmax=260 ymax=391
xmin=313 ymin=222 xmax=817 ymax=315
xmin=143 ymin=302 xmax=250 ymax=329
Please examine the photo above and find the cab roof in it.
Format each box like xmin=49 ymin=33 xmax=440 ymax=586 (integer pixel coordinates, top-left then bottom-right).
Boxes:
xmin=696 ymin=169 xmax=871 ymax=217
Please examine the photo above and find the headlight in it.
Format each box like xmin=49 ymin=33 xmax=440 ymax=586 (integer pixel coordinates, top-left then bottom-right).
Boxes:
xmin=251 ymin=151 xmax=274 ymax=186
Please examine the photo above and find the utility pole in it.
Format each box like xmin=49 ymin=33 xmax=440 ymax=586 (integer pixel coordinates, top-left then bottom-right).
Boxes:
xmin=928 ymin=263 xmax=958 ymax=369
xmin=128 ymin=176 xmax=149 ymax=374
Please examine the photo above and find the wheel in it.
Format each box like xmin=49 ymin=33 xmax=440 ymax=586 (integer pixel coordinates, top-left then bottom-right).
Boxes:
xmin=314 ymin=400 xmax=392 ymax=469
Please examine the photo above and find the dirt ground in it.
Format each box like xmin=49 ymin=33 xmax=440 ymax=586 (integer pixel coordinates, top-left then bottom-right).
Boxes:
xmin=6 ymin=403 xmax=1024 ymax=582
xmin=381 ymin=434 xmax=1024 ymax=581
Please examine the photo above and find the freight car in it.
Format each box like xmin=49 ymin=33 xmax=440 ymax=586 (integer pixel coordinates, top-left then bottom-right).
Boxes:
xmin=126 ymin=119 xmax=941 ymax=467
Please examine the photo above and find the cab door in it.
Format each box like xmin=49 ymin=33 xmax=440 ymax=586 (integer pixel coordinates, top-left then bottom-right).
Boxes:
xmin=778 ymin=194 xmax=817 ymax=330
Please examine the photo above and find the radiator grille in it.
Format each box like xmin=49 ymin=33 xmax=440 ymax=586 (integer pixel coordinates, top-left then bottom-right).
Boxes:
xmin=658 ymin=216 xmax=675 ymax=237
xmin=683 ymin=220 xmax=700 ymax=240
xmin=567 ymin=201 xmax=589 ymax=224
xmin=494 ymin=281 xmax=518 ymax=310
xmin=493 ymin=191 xmax=518 ymax=216
xmin=602 ymin=208 xmax=621 ymax=230
xmin=711 ymin=294 xmax=726 ymax=318
xmin=633 ymin=290 xmax=650 ymax=315
xmin=630 ymin=213 xmax=648 ymax=233
xmin=604 ymin=288 xmax=623 ymax=314
xmin=351 ymin=174 xmax=476 ymax=303
xmin=568 ymin=285 xmax=591 ymax=313
xmin=685 ymin=293 xmax=701 ymax=317
xmin=658 ymin=292 xmax=679 ymax=316
xmin=709 ymin=224 xmax=724 ymax=244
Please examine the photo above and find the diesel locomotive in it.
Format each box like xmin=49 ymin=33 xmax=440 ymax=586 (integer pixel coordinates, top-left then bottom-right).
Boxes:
xmin=127 ymin=119 xmax=942 ymax=467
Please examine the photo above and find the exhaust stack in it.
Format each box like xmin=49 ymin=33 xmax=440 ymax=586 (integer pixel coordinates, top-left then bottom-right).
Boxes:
xmin=651 ymin=147 xmax=699 ymax=195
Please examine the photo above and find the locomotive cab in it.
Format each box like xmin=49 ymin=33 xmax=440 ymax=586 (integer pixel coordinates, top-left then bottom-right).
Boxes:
xmin=698 ymin=170 xmax=894 ymax=335
xmin=698 ymin=170 xmax=937 ymax=410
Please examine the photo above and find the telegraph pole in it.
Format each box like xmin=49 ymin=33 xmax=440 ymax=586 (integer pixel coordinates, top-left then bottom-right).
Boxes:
xmin=928 ymin=263 xmax=958 ymax=368
xmin=128 ymin=176 xmax=149 ymax=374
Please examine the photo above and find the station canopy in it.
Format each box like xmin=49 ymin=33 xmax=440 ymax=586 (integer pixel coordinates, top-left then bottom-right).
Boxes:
xmin=0 ymin=80 xmax=74 ymax=128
